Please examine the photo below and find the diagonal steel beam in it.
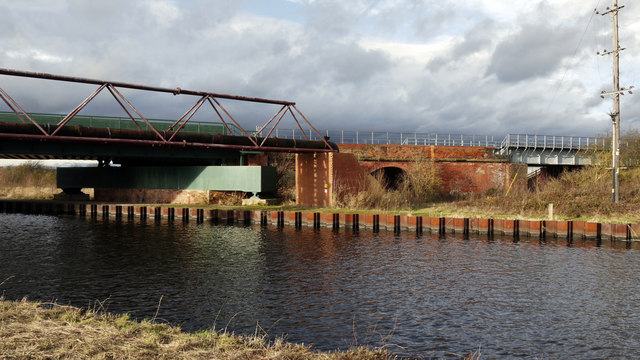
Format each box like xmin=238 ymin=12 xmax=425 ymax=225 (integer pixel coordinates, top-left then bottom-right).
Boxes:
xmin=260 ymin=105 xmax=290 ymax=147
xmin=207 ymin=97 xmax=235 ymax=136
xmin=255 ymin=105 xmax=287 ymax=138
xmin=287 ymin=106 xmax=309 ymax=141
xmin=108 ymin=85 xmax=167 ymax=142
xmin=0 ymin=67 xmax=295 ymax=106
xmin=168 ymin=95 xmax=207 ymax=132
xmin=292 ymin=105 xmax=333 ymax=150
xmin=210 ymin=97 xmax=258 ymax=147
xmin=51 ymin=83 xmax=107 ymax=136
xmin=0 ymin=87 xmax=49 ymax=136
xmin=167 ymin=96 xmax=207 ymax=142
xmin=106 ymin=85 xmax=142 ymax=131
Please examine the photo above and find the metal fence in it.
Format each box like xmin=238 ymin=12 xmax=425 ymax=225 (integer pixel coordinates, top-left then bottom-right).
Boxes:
xmin=500 ymin=134 xmax=605 ymax=151
xmin=255 ymin=128 xmax=500 ymax=147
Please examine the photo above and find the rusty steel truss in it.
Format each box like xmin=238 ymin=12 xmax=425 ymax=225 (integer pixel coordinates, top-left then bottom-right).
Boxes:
xmin=0 ymin=68 xmax=335 ymax=153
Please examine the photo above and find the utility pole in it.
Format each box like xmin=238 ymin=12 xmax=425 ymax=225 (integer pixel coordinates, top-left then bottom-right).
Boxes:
xmin=598 ymin=0 xmax=633 ymax=203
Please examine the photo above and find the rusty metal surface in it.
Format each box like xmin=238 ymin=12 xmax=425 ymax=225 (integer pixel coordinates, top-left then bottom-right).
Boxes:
xmin=0 ymin=68 xmax=295 ymax=106
xmin=0 ymin=123 xmax=337 ymax=152
xmin=0 ymin=67 xmax=336 ymax=154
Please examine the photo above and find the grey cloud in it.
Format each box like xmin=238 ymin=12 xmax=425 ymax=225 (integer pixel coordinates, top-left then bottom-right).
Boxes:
xmin=427 ymin=18 xmax=496 ymax=72
xmin=486 ymin=23 xmax=579 ymax=83
xmin=411 ymin=5 xmax=458 ymax=41
xmin=0 ymin=1 xmax=637 ymax=139
xmin=0 ymin=5 xmax=16 ymax=39
xmin=304 ymin=0 xmax=353 ymax=37
xmin=321 ymin=43 xmax=391 ymax=85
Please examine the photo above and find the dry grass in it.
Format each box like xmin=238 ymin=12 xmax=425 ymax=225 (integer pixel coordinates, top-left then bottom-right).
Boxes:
xmin=0 ymin=162 xmax=58 ymax=200
xmin=337 ymin=159 xmax=443 ymax=211
xmin=208 ymin=191 xmax=246 ymax=206
xmin=270 ymin=153 xmax=296 ymax=204
xmin=0 ymin=298 xmax=394 ymax=360
xmin=442 ymin=162 xmax=640 ymax=223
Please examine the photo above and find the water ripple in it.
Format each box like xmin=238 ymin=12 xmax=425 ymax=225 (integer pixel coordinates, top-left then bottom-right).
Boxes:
xmin=1 ymin=213 xmax=640 ymax=358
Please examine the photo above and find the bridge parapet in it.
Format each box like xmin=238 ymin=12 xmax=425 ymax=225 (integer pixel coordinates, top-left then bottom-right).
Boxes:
xmin=269 ymin=128 xmax=606 ymax=166
xmin=499 ymin=134 xmax=603 ymax=165
xmin=499 ymin=134 xmax=605 ymax=152
xmin=256 ymin=128 xmax=500 ymax=147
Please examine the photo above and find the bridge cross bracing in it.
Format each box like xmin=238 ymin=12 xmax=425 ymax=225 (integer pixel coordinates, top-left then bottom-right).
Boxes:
xmin=0 ymin=68 xmax=335 ymax=160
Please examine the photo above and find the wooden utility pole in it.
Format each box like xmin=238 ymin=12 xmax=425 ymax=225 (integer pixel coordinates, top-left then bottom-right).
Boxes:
xmin=598 ymin=0 xmax=633 ymax=203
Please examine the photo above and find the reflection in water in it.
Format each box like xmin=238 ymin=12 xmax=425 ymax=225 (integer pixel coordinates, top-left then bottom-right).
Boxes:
xmin=1 ymin=213 xmax=640 ymax=358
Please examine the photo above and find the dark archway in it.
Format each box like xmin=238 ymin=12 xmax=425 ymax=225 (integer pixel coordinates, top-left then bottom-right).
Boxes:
xmin=370 ymin=166 xmax=407 ymax=190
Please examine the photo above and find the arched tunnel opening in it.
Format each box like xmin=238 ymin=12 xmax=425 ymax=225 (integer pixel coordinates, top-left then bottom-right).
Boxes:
xmin=370 ymin=167 xmax=407 ymax=190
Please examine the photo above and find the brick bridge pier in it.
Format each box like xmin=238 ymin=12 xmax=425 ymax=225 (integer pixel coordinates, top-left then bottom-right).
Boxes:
xmin=295 ymin=143 xmax=526 ymax=207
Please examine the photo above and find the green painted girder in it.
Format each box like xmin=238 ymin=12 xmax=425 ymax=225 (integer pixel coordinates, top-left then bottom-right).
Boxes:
xmin=0 ymin=111 xmax=241 ymax=136
xmin=57 ymin=166 xmax=277 ymax=193
xmin=0 ymin=137 xmax=241 ymax=165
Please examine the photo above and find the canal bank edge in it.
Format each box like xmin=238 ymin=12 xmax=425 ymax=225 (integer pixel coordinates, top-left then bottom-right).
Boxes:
xmin=0 ymin=299 xmax=393 ymax=360
xmin=0 ymin=200 xmax=637 ymax=241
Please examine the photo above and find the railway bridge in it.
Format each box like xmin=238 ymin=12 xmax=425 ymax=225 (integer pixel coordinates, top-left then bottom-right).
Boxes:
xmin=0 ymin=68 xmax=602 ymax=206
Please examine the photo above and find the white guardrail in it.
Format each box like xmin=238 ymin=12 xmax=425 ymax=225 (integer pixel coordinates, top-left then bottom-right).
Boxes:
xmin=259 ymin=128 xmax=604 ymax=151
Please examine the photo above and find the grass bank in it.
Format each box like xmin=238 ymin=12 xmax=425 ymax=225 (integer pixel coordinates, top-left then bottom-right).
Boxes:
xmin=0 ymin=162 xmax=58 ymax=200
xmin=0 ymin=298 xmax=394 ymax=360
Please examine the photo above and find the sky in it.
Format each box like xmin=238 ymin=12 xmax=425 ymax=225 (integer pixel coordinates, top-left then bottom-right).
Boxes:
xmin=1 ymin=0 xmax=639 ymax=139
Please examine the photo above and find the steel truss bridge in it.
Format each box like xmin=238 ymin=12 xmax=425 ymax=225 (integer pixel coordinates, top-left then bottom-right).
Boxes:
xmin=0 ymin=68 xmax=335 ymax=166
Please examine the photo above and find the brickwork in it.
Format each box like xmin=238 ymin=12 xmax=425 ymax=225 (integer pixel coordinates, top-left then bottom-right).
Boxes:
xmin=336 ymin=143 xmax=524 ymax=196
xmin=295 ymin=152 xmax=365 ymax=207
xmin=339 ymin=143 xmax=496 ymax=160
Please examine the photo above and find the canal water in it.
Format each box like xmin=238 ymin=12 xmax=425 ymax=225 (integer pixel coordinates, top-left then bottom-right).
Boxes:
xmin=1 ymin=213 xmax=640 ymax=358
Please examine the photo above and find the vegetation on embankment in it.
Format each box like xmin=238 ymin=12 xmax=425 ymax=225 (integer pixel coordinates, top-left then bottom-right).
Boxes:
xmin=445 ymin=165 xmax=640 ymax=223
xmin=0 ymin=298 xmax=394 ymax=360
xmin=0 ymin=162 xmax=58 ymax=200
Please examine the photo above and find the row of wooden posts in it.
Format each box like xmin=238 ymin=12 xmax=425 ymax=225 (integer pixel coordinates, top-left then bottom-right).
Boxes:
xmin=1 ymin=200 xmax=637 ymax=241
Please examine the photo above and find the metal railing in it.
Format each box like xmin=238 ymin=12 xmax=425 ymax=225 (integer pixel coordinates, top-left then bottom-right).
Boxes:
xmin=258 ymin=128 xmax=607 ymax=154
xmin=255 ymin=128 xmax=500 ymax=147
xmin=500 ymin=134 xmax=605 ymax=152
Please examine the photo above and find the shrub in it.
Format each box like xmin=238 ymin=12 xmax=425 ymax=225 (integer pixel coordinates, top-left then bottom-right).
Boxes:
xmin=269 ymin=153 xmax=296 ymax=204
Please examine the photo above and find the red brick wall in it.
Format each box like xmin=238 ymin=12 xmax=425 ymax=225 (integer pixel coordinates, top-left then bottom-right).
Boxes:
xmin=338 ymin=143 xmax=495 ymax=160
xmin=337 ymin=143 xmax=525 ymax=196
xmin=438 ymin=162 xmax=524 ymax=195
xmin=296 ymin=153 xmax=331 ymax=207
xmin=294 ymin=144 xmax=527 ymax=205
xmin=295 ymin=153 xmax=366 ymax=206
xmin=356 ymin=161 xmax=525 ymax=196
